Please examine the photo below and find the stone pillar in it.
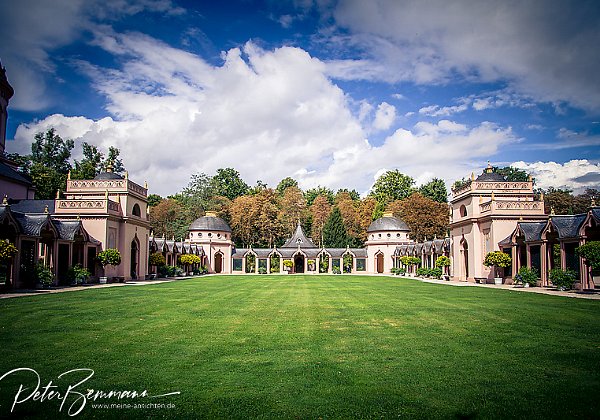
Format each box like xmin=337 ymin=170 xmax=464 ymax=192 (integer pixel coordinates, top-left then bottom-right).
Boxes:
xmin=267 ymin=257 xmax=271 ymax=274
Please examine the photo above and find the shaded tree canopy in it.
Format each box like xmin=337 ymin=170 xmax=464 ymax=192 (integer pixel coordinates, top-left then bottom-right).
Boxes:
xmin=210 ymin=168 xmax=249 ymax=200
xmin=305 ymin=186 xmax=334 ymax=206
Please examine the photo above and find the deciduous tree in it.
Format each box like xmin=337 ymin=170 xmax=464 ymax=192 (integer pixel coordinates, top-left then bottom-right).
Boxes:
xmin=419 ymin=178 xmax=448 ymax=203
xmin=388 ymin=192 xmax=448 ymax=242
xmin=370 ymin=170 xmax=415 ymax=204
xmin=310 ymin=195 xmax=331 ymax=247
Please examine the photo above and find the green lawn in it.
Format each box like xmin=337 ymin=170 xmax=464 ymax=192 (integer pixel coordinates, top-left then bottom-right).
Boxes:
xmin=0 ymin=275 xmax=599 ymax=419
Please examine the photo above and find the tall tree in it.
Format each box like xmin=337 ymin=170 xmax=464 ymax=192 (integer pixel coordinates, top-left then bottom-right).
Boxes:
xmin=278 ymin=186 xmax=308 ymax=237
xmin=495 ymin=166 xmax=530 ymax=182
xmin=147 ymin=194 xmax=163 ymax=207
xmin=29 ymin=128 xmax=74 ymax=199
xmin=229 ymin=195 xmax=260 ymax=247
xmin=149 ymin=198 xmax=188 ymax=239
xmin=573 ymin=188 xmax=600 ymax=213
xmin=323 ymin=207 xmax=348 ymax=248
xmin=254 ymin=189 xmax=283 ymax=247
xmin=388 ymin=192 xmax=449 ymax=242
xmin=102 ymin=146 xmax=124 ymax=173
xmin=419 ymin=178 xmax=448 ymax=203
xmin=310 ymin=195 xmax=332 ymax=247
xmin=305 ymin=186 xmax=334 ymax=206
xmin=210 ymin=168 xmax=249 ymax=200
xmin=72 ymin=142 xmax=103 ymax=180
xmin=276 ymin=177 xmax=299 ymax=196
xmin=336 ymin=188 xmax=360 ymax=201
xmin=370 ymin=170 xmax=415 ymax=204
xmin=543 ymin=187 xmax=575 ymax=215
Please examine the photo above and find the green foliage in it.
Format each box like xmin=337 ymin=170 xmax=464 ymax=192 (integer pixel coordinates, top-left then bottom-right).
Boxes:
xmin=343 ymin=254 xmax=353 ymax=273
xmin=246 ymin=254 xmax=256 ymax=273
xmin=147 ymin=194 xmax=163 ymax=207
xmin=258 ymin=267 xmax=267 ymax=274
xmin=149 ymin=252 xmax=166 ymax=267
xmin=332 ymin=268 xmax=341 ymax=274
xmin=514 ymin=267 xmax=539 ymax=286
xmin=323 ymin=207 xmax=348 ymax=247
xmin=483 ymin=251 xmax=512 ymax=268
xmin=305 ymin=186 xmax=335 ymax=206
xmin=283 ymin=259 xmax=293 ymax=270
xmin=270 ymin=255 xmax=280 ymax=273
xmin=319 ymin=255 xmax=329 ymax=273
xmin=451 ymin=177 xmax=470 ymax=191
xmin=179 ymin=254 xmax=201 ymax=267
xmin=97 ymin=248 xmax=122 ymax=267
xmin=30 ymin=128 xmax=74 ymax=199
xmin=400 ymin=256 xmax=421 ymax=267
xmin=435 ymin=255 xmax=451 ymax=268
xmin=372 ymin=200 xmax=385 ymax=221
xmin=336 ymin=189 xmax=360 ymax=201
xmin=576 ymin=241 xmax=600 ymax=271
xmin=430 ymin=267 xmax=442 ymax=278
xmin=35 ymin=263 xmax=54 ymax=286
xmin=71 ymin=142 xmax=103 ymax=180
xmin=549 ymin=268 xmax=578 ymax=290
xmin=370 ymin=170 xmax=415 ymax=204
xmin=210 ymin=168 xmax=249 ymax=200
xmin=0 ymin=240 xmax=18 ymax=261
xmin=67 ymin=264 xmax=90 ymax=285
xmin=390 ymin=267 xmax=406 ymax=275
xmin=495 ymin=166 xmax=530 ymax=182
xmin=103 ymin=146 xmax=125 ymax=174
xmin=419 ymin=178 xmax=448 ymax=203
xmin=276 ymin=177 xmax=299 ymax=195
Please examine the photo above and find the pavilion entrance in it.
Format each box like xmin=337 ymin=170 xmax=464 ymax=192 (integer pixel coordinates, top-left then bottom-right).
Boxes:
xmin=214 ymin=252 xmax=223 ymax=273
xmin=294 ymin=255 xmax=305 ymax=273
xmin=376 ymin=253 xmax=384 ymax=273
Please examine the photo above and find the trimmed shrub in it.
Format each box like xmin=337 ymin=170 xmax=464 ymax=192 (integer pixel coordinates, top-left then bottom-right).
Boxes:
xmin=483 ymin=251 xmax=511 ymax=277
xmin=149 ymin=252 xmax=166 ymax=267
xmin=97 ymin=249 xmax=122 ymax=267
xmin=514 ymin=267 xmax=538 ymax=286
xmin=67 ymin=264 xmax=90 ymax=285
xmin=35 ymin=263 xmax=54 ymax=286
xmin=0 ymin=240 xmax=18 ymax=261
xmin=576 ymin=242 xmax=600 ymax=271
xmin=549 ymin=268 xmax=578 ymax=290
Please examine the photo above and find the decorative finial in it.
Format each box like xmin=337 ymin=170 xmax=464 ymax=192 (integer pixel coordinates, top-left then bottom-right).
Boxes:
xmin=144 ymin=181 xmax=148 ymax=189
xmin=77 ymin=214 xmax=81 ymax=220
xmin=106 ymin=162 xmax=114 ymax=173
xmin=485 ymin=161 xmax=493 ymax=173
xmin=56 ymin=190 xmax=60 ymax=199
xmin=491 ymin=191 xmax=495 ymax=201
xmin=44 ymin=205 xmax=49 ymax=214
xmin=471 ymin=172 xmax=475 ymax=181
xmin=550 ymin=207 xmax=555 ymax=216
xmin=124 ymin=171 xmax=128 ymax=180
xmin=67 ymin=170 xmax=71 ymax=180
xmin=540 ymin=192 xmax=544 ymax=202
xmin=528 ymin=174 xmax=532 ymax=182
xmin=479 ymin=195 xmax=483 ymax=203
xmin=519 ymin=215 xmax=523 ymax=221
xmin=2 ymin=195 xmax=8 ymax=205
xmin=592 ymin=198 xmax=596 ymax=207
xmin=105 ymin=189 xmax=109 ymax=199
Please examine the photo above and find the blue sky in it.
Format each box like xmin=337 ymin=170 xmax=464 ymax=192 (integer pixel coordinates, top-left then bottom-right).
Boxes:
xmin=1 ymin=0 xmax=599 ymax=196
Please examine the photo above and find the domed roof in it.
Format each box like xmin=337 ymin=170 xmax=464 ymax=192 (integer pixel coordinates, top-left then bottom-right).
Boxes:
xmin=476 ymin=162 xmax=506 ymax=182
xmin=367 ymin=214 xmax=410 ymax=232
xmin=189 ymin=212 xmax=232 ymax=232
xmin=94 ymin=171 xmax=123 ymax=180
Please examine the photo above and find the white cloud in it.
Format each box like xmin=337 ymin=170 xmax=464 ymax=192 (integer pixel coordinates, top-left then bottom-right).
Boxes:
xmin=326 ymin=0 xmax=600 ymax=112
xmin=0 ymin=0 xmax=183 ymax=111
xmin=418 ymin=100 xmax=469 ymax=117
xmin=372 ymin=102 xmax=396 ymax=131
xmin=8 ymin=29 xmax=519 ymax=197
xmin=511 ymin=160 xmax=600 ymax=194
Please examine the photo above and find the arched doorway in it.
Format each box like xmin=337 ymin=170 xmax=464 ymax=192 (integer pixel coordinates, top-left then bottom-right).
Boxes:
xmin=376 ymin=253 xmax=384 ymax=273
xmin=130 ymin=239 xmax=139 ymax=279
xmin=294 ymin=255 xmax=305 ymax=273
xmin=214 ymin=252 xmax=223 ymax=273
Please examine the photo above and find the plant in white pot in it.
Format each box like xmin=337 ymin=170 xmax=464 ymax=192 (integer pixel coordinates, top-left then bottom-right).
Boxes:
xmin=483 ymin=251 xmax=512 ymax=285
xmin=97 ymin=248 xmax=122 ymax=283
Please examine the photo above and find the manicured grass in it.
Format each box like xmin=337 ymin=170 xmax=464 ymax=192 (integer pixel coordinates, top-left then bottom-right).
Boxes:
xmin=0 ymin=275 xmax=599 ymax=419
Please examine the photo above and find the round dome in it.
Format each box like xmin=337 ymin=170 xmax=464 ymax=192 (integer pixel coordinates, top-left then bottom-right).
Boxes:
xmin=94 ymin=171 xmax=123 ymax=180
xmin=367 ymin=216 xmax=410 ymax=232
xmin=189 ymin=214 xmax=232 ymax=232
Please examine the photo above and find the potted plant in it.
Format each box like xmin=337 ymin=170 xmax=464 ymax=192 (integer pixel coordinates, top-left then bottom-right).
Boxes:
xmin=549 ymin=268 xmax=578 ymax=291
xmin=0 ymin=240 xmax=17 ymax=287
xmin=307 ymin=259 xmax=316 ymax=272
xmin=67 ymin=264 xmax=90 ymax=286
xmin=514 ymin=267 xmax=538 ymax=288
xmin=149 ymin=252 xmax=166 ymax=276
xmin=576 ymin=241 xmax=600 ymax=285
xmin=435 ymin=256 xmax=451 ymax=280
xmin=97 ymin=248 xmax=122 ymax=283
xmin=283 ymin=260 xmax=293 ymax=273
xmin=179 ymin=254 xmax=201 ymax=275
xmin=483 ymin=251 xmax=512 ymax=285
xmin=35 ymin=262 xmax=54 ymax=288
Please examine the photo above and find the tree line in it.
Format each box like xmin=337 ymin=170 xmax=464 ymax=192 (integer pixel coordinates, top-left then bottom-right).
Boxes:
xmin=9 ymin=129 xmax=599 ymax=248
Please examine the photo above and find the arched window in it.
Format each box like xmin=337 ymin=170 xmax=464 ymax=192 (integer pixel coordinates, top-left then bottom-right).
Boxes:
xmin=459 ymin=205 xmax=467 ymax=217
xmin=132 ymin=203 xmax=141 ymax=217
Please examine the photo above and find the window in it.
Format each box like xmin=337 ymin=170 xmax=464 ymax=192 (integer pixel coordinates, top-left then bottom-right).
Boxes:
xmin=132 ymin=203 xmax=141 ymax=217
xmin=356 ymin=258 xmax=366 ymax=271
xmin=233 ymin=259 xmax=243 ymax=271
xmin=397 ymin=233 xmax=401 ymax=238
xmin=198 ymin=233 xmax=202 ymax=238
xmin=460 ymin=205 xmax=467 ymax=217
xmin=387 ymin=233 xmax=391 ymax=238
xmin=208 ymin=233 xmax=212 ymax=237
xmin=217 ymin=233 xmax=221 ymax=238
